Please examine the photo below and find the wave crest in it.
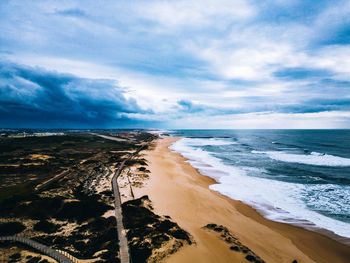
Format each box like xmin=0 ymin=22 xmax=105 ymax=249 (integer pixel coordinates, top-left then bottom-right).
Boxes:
xmin=252 ymin=150 xmax=350 ymax=167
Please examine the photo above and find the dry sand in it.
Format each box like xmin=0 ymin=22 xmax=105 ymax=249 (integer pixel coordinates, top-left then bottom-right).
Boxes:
xmin=134 ymin=137 xmax=350 ymax=263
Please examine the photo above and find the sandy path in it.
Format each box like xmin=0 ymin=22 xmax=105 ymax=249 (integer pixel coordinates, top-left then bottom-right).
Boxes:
xmin=134 ymin=137 xmax=350 ymax=263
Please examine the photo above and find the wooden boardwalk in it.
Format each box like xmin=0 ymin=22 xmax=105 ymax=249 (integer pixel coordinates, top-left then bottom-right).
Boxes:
xmin=110 ymin=141 xmax=148 ymax=263
xmin=0 ymin=235 xmax=74 ymax=263
xmin=112 ymin=159 xmax=130 ymax=263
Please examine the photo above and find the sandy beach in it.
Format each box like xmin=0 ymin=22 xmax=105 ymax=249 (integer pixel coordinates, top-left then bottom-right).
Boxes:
xmin=134 ymin=137 xmax=350 ymax=263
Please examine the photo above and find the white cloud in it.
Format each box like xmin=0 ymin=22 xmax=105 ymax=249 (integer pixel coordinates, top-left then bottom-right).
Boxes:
xmin=134 ymin=0 xmax=255 ymax=30
xmin=170 ymin=111 xmax=350 ymax=129
xmin=308 ymin=46 xmax=350 ymax=79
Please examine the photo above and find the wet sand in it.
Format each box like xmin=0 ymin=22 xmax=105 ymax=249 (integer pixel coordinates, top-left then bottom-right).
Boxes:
xmin=134 ymin=137 xmax=350 ymax=263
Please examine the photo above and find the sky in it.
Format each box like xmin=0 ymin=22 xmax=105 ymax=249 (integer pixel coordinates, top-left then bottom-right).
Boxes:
xmin=0 ymin=0 xmax=350 ymax=129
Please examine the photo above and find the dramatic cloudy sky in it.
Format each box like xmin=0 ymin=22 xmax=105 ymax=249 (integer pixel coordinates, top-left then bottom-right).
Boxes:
xmin=1 ymin=0 xmax=350 ymax=128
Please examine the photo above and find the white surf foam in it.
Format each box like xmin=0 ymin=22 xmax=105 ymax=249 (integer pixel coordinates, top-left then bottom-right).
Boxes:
xmin=181 ymin=137 xmax=237 ymax=146
xmin=148 ymin=129 xmax=173 ymax=135
xmin=252 ymin=150 xmax=350 ymax=167
xmin=171 ymin=138 xmax=350 ymax=238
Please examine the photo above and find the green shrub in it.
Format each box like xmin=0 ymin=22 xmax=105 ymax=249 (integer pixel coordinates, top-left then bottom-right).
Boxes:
xmin=33 ymin=220 xmax=60 ymax=233
xmin=0 ymin=222 xmax=26 ymax=235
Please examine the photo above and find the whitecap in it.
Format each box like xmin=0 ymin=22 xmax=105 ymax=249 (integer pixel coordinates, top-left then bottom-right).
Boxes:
xmin=252 ymin=150 xmax=350 ymax=167
xmin=179 ymin=137 xmax=237 ymax=147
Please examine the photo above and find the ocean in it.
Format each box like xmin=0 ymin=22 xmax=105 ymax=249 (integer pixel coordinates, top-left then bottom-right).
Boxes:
xmin=168 ymin=130 xmax=350 ymax=238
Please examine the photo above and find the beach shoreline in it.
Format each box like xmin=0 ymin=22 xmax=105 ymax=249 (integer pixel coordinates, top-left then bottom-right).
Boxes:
xmin=134 ymin=137 xmax=350 ymax=263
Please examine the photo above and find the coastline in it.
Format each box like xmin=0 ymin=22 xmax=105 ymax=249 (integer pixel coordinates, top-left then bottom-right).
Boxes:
xmin=135 ymin=137 xmax=350 ymax=263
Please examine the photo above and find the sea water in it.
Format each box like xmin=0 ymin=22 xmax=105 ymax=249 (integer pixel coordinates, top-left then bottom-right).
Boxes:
xmin=169 ymin=130 xmax=350 ymax=238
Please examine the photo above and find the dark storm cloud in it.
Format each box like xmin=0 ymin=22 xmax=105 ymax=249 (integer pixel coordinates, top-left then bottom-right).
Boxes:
xmin=0 ymin=61 xmax=148 ymax=128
